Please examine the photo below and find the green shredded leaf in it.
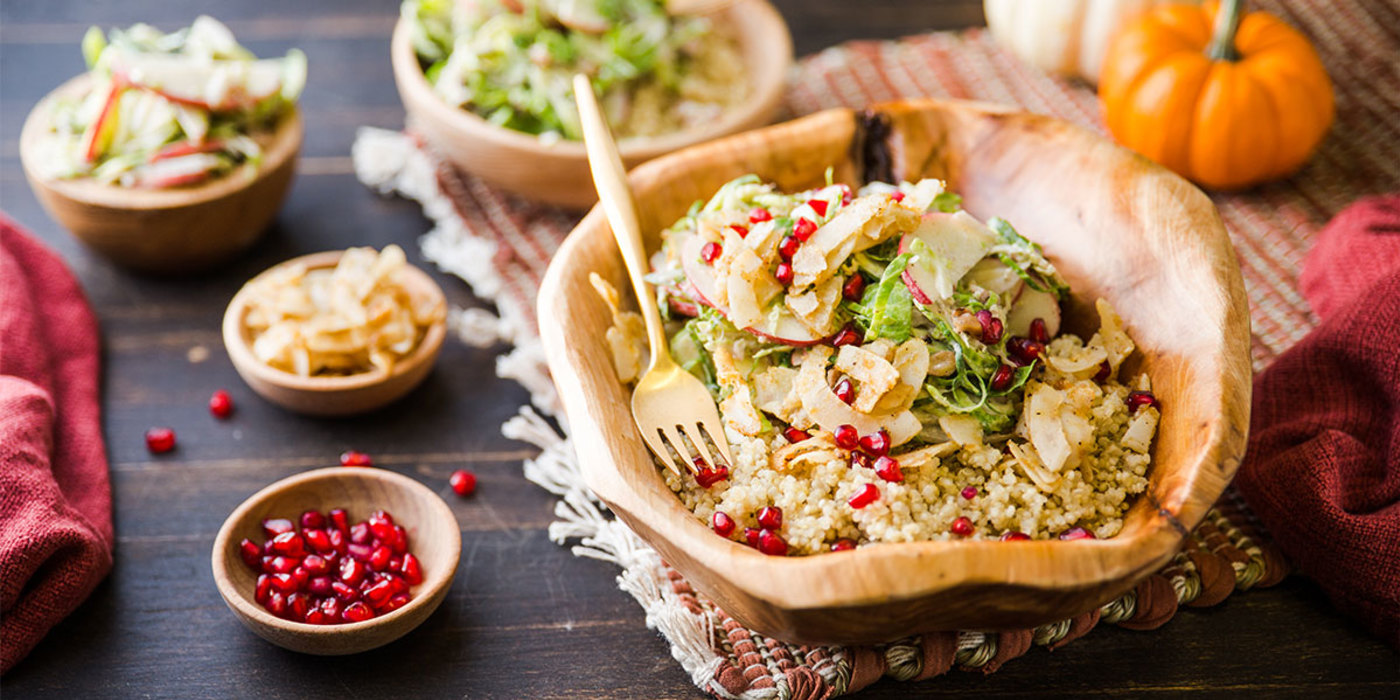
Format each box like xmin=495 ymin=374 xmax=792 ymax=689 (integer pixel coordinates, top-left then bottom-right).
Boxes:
xmin=850 ymin=253 xmax=914 ymax=343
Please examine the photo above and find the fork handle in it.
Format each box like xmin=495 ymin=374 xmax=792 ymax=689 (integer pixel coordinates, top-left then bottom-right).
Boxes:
xmin=573 ymin=74 xmax=673 ymax=371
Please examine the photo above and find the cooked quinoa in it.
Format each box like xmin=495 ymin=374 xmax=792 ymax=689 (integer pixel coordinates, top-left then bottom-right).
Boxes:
xmin=597 ymin=175 xmax=1160 ymax=555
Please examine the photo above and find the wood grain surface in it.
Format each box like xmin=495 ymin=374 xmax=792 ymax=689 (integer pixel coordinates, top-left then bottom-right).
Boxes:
xmin=1 ymin=1 xmax=1396 ymax=697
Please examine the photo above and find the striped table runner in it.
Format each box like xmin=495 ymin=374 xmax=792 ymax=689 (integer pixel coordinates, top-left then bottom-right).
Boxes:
xmin=351 ymin=1 xmax=1400 ymax=695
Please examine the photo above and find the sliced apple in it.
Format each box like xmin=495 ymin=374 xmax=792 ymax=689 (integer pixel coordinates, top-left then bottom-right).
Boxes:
xmin=148 ymin=139 xmax=225 ymax=163
xmin=679 ymin=234 xmax=825 ymax=346
xmin=898 ymin=211 xmax=998 ymax=304
xmin=666 ymin=286 xmax=700 ymax=318
xmin=1006 ymin=287 xmax=1062 ymax=338
xmin=113 ymin=51 xmax=292 ymax=111
xmin=962 ymin=257 xmax=1024 ymax=301
xmin=138 ymin=152 xmax=222 ymax=188
xmin=81 ymin=80 xmax=125 ymax=163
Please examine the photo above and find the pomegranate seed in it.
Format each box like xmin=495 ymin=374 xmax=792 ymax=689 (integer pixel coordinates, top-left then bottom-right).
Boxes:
xmin=389 ymin=555 xmax=404 ymax=572
xmin=778 ymin=234 xmax=800 ymax=260
xmin=837 ymin=184 xmax=853 ymax=204
xmin=342 ymin=601 xmax=375 ymax=622
xmin=701 ymin=241 xmax=722 ymax=264
xmin=758 ymin=529 xmax=788 ymax=556
xmin=369 ymin=510 xmax=394 ymax=527
xmin=989 ymin=364 xmax=1014 ymax=392
xmin=265 ymin=555 xmax=299 ymax=574
xmin=208 ymin=389 xmax=234 ymax=419
xmin=329 ymin=508 xmax=350 ymax=534
xmin=347 ymin=542 xmax=374 ymax=560
xmin=890 ymin=191 xmax=906 ymax=203
xmin=729 ymin=224 xmax=749 ymax=238
xmin=349 ymin=522 xmax=371 ymax=545
xmin=757 ymin=506 xmax=783 ymax=530
xmin=849 ymin=451 xmax=872 ymax=470
xmin=448 ymin=469 xmax=477 ymax=496
xmin=748 ymin=208 xmax=772 ymax=223
xmin=859 ymin=429 xmax=890 ymax=456
xmin=266 ymin=592 xmax=288 ymax=618
xmin=289 ymin=592 xmax=313 ymax=621
xmin=1126 ymin=391 xmax=1159 ymax=413
xmin=831 ymin=326 xmax=861 ymax=347
xmin=270 ymin=573 xmax=299 ymax=594
xmin=239 ymin=539 xmax=262 ymax=571
xmin=401 ymin=553 xmax=424 ymax=585
xmin=807 ymin=198 xmax=829 ymax=217
xmin=261 ymin=518 xmax=294 ymax=538
xmin=300 ymin=510 xmax=326 ymax=530
xmin=874 ymin=456 xmax=903 ymax=482
xmin=774 ymin=262 xmax=795 ymax=286
xmin=302 ymin=554 xmax=331 ymax=576
xmin=339 ymin=557 xmax=367 ymax=586
xmin=842 ymin=275 xmax=866 ymax=301
xmin=793 ymin=218 xmax=817 ymax=242
xmin=306 ymin=609 xmax=330 ymax=625
xmin=307 ymin=576 xmax=334 ymax=597
xmin=340 ymin=450 xmax=373 ymax=467
xmin=951 ymin=516 xmax=974 ymax=537
xmin=711 ymin=511 xmax=736 ymax=537
xmin=269 ymin=531 xmax=307 ymax=557
xmin=1029 ymin=317 xmax=1050 ymax=344
xmin=291 ymin=565 xmax=310 ymax=589
xmin=320 ymin=596 xmax=343 ymax=619
xmin=743 ymin=528 xmax=761 ymax=548
xmin=368 ymin=546 xmax=393 ymax=571
xmin=331 ymin=581 xmax=360 ymax=601
xmin=382 ymin=594 xmax=412 ymax=614
xmin=848 ymin=483 xmax=879 ymax=509
xmin=961 ymin=486 xmax=979 ymax=500
xmin=363 ymin=580 xmax=395 ymax=606
xmin=1001 ymin=531 xmax=1031 ymax=541
xmin=382 ymin=572 xmax=408 ymax=596
xmin=1060 ymin=527 xmax=1096 ymax=541
xmin=326 ymin=528 xmax=347 ymax=554
xmin=1093 ymin=361 xmax=1112 ymax=383
xmin=1007 ymin=337 xmax=1045 ymax=365
xmin=390 ymin=525 xmax=409 ymax=554
xmin=695 ymin=466 xmax=729 ymax=489
xmin=833 ymin=424 xmax=859 ymax=450
xmin=831 ymin=538 xmax=857 ymax=552
xmin=304 ymin=529 xmax=331 ymax=553
xmin=975 ymin=310 xmax=1004 ymax=345
xmin=255 ymin=574 xmax=273 ymax=604
xmin=783 ymin=427 xmax=811 ymax=443
xmin=144 ymin=427 xmax=176 ymax=454
xmin=834 ymin=378 xmax=855 ymax=405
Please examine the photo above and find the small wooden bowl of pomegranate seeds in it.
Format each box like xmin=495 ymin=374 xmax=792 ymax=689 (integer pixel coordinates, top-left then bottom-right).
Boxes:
xmin=212 ymin=467 xmax=460 ymax=655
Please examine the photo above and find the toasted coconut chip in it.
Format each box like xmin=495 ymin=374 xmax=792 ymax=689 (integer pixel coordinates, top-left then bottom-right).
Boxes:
xmin=790 ymin=196 xmax=918 ymax=289
xmin=901 ymin=178 xmax=947 ymax=211
xmin=1089 ymin=298 xmax=1135 ymax=371
xmin=1122 ymin=407 xmax=1159 ymax=453
xmin=590 ymin=273 xmax=648 ymax=383
xmin=1025 ymin=382 xmax=1075 ymax=473
xmin=938 ymin=414 xmax=984 ymax=446
xmin=712 ymin=343 xmax=764 ymax=436
xmin=753 ymin=366 xmax=798 ymax=417
xmin=872 ymin=338 xmax=930 ymax=414
xmin=786 ymin=276 xmax=843 ymax=336
xmin=769 ymin=432 xmax=844 ymax=472
xmin=1046 ymin=345 xmax=1109 ymax=377
xmin=835 ymin=344 xmax=900 ymax=413
xmin=893 ymin=441 xmax=956 ymax=469
xmin=1008 ymin=441 xmax=1061 ymax=493
xmin=724 ymin=246 xmax=772 ymax=330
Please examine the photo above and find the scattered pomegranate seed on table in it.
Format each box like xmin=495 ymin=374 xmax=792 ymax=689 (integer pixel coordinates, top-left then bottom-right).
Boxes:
xmin=833 ymin=424 xmax=859 ymax=450
xmin=950 ymin=516 xmax=974 ymax=537
xmin=1000 ymin=531 xmax=1031 ymax=541
xmin=208 ymin=389 xmax=234 ymax=418
xmin=241 ymin=507 xmax=419 ymax=624
xmin=1059 ymin=527 xmax=1096 ymax=541
xmin=711 ymin=511 xmax=735 ymax=537
xmin=449 ymin=469 xmax=477 ymax=496
xmin=847 ymin=483 xmax=880 ymax=509
xmin=831 ymin=538 xmax=857 ymax=552
xmin=858 ymin=428 xmax=890 ymax=456
xmin=756 ymin=506 xmax=783 ymax=530
xmin=961 ymin=486 xmax=979 ymax=500
xmin=144 ymin=427 xmax=176 ymax=454
xmin=339 ymin=450 xmax=373 ymax=467
xmin=1126 ymin=391 xmax=1159 ymax=413
xmin=874 ymin=456 xmax=903 ymax=482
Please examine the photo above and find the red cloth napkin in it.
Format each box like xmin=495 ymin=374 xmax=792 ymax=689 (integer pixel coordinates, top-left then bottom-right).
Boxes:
xmin=1236 ymin=194 xmax=1400 ymax=649
xmin=0 ymin=216 xmax=113 ymax=674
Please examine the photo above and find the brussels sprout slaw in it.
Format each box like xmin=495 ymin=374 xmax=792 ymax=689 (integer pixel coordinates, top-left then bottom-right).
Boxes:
xmin=403 ymin=0 xmax=746 ymax=140
xmin=34 ymin=16 xmax=306 ymax=188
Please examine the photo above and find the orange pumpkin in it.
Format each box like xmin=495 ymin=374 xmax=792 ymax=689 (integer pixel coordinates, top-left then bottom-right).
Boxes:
xmin=1099 ymin=0 xmax=1334 ymax=190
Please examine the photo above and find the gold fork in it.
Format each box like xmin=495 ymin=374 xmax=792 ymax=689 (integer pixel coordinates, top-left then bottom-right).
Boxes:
xmin=572 ymin=74 xmax=734 ymax=477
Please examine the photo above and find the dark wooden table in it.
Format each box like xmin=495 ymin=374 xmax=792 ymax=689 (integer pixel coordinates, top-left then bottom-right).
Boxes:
xmin=2 ymin=1 xmax=1396 ymax=697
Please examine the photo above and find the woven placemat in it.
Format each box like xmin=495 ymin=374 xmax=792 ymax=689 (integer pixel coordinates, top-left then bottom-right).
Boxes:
xmin=351 ymin=1 xmax=1400 ymax=695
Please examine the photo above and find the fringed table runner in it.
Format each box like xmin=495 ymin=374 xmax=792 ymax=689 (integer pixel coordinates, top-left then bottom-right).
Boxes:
xmin=351 ymin=1 xmax=1400 ymax=695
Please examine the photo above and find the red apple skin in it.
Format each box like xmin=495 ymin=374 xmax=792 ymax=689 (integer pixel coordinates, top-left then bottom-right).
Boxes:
xmin=897 ymin=234 xmax=938 ymax=305
xmin=148 ymin=140 xmax=224 ymax=163
xmin=141 ymin=169 xmax=213 ymax=188
xmin=666 ymin=286 xmax=700 ymax=318
xmin=82 ymin=80 xmax=125 ymax=163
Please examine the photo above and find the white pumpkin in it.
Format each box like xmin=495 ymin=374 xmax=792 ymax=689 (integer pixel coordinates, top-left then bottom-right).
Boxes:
xmin=983 ymin=0 xmax=1201 ymax=83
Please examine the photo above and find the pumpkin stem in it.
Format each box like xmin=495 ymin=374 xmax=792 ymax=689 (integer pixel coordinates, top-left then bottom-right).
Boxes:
xmin=1207 ymin=0 xmax=1245 ymax=61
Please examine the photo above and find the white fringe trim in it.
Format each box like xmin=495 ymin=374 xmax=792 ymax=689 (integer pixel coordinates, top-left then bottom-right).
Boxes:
xmin=354 ymin=129 xmax=730 ymax=694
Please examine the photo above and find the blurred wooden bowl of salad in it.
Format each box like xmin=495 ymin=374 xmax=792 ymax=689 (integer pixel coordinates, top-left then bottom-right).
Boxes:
xmin=537 ymin=99 xmax=1252 ymax=643
xmin=391 ymin=0 xmax=792 ymax=209
xmin=222 ymin=247 xmax=448 ymax=417
xmin=19 ymin=17 xmax=305 ymax=274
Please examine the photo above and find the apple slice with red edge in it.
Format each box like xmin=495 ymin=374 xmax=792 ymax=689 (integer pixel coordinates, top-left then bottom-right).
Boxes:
xmin=1006 ymin=286 xmax=1062 ymax=339
xmin=148 ymin=139 xmax=226 ymax=163
xmin=678 ymin=234 xmax=827 ymax=346
xmin=113 ymin=52 xmax=285 ymax=111
xmin=138 ymin=152 xmax=222 ymax=188
xmin=81 ymin=79 xmax=125 ymax=163
xmin=898 ymin=211 xmax=999 ymax=305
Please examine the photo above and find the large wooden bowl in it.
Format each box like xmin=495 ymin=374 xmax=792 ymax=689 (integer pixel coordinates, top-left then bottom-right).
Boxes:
xmin=19 ymin=74 xmax=301 ymax=274
xmin=537 ymin=100 xmax=1251 ymax=644
xmin=390 ymin=0 xmax=792 ymax=209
